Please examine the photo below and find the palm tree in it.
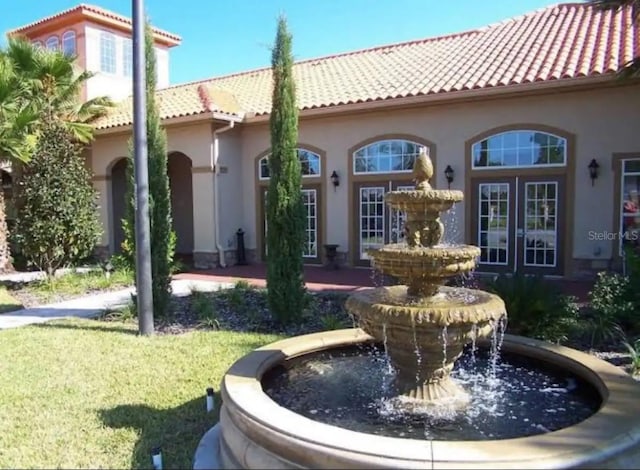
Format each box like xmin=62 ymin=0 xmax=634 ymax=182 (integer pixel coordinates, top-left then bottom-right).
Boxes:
xmin=589 ymin=0 xmax=640 ymax=77
xmin=0 ymin=38 xmax=113 ymax=272
xmin=0 ymin=54 xmax=38 ymax=271
xmin=4 ymin=38 xmax=112 ymax=142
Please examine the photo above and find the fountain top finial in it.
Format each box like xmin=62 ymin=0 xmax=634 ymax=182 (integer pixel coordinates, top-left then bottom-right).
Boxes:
xmin=414 ymin=147 xmax=433 ymax=191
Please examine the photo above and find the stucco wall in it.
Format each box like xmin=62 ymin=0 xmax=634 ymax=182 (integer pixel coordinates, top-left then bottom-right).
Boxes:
xmin=91 ymin=121 xmax=213 ymax=252
xmin=237 ymin=84 xmax=640 ymax=270
xmin=217 ymin=128 xmax=244 ymax=251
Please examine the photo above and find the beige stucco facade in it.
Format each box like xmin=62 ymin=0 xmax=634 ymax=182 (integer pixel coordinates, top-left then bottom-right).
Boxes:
xmin=89 ymin=81 xmax=640 ymax=277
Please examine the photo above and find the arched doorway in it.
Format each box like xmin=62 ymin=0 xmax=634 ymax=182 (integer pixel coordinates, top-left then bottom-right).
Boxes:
xmin=168 ymin=152 xmax=194 ymax=255
xmin=110 ymin=158 xmax=127 ymax=253
xmin=109 ymin=154 xmax=194 ymax=256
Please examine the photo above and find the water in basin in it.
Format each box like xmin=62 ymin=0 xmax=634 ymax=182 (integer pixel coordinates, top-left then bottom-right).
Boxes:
xmin=262 ymin=343 xmax=601 ymax=441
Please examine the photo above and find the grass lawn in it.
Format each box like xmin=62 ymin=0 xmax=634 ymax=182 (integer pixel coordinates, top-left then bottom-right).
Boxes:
xmin=3 ymin=269 xmax=134 ymax=307
xmin=0 ymin=318 xmax=280 ymax=469
xmin=0 ymin=287 xmax=23 ymax=314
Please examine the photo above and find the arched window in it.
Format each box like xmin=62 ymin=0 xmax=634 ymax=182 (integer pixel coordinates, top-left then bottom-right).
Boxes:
xmin=472 ymin=130 xmax=567 ymax=169
xmin=62 ymin=31 xmax=76 ymax=56
xmin=353 ymin=139 xmax=422 ymax=174
xmin=45 ymin=36 xmax=59 ymax=51
xmin=258 ymin=148 xmax=321 ymax=180
xmin=32 ymin=41 xmax=43 ymax=48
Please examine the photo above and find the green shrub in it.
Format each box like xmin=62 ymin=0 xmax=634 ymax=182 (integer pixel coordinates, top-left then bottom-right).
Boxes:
xmin=190 ymin=289 xmax=220 ymax=329
xmin=486 ymin=273 xmax=579 ymax=343
xmin=319 ymin=314 xmax=349 ymax=331
xmin=623 ymin=338 xmax=640 ymax=376
xmin=191 ymin=289 xmax=215 ymax=320
xmin=12 ymin=121 xmax=101 ymax=276
xmin=589 ymin=247 xmax=640 ymax=340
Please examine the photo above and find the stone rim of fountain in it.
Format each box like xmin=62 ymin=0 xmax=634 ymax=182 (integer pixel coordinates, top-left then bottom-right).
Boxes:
xmin=200 ymin=328 xmax=640 ymax=469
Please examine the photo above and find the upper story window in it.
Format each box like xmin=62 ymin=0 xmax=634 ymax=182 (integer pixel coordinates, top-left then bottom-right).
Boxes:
xmin=472 ymin=130 xmax=567 ymax=169
xmin=123 ymin=39 xmax=133 ymax=77
xmin=33 ymin=41 xmax=43 ymax=48
xmin=100 ymin=32 xmax=116 ymax=74
xmin=259 ymin=149 xmax=321 ymax=180
xmin=353 ymin=139 xmax=422 ymax=174
xmin=45 ymin=36 xmax=59 ymax=51
xmin=62 ymin=31 xmax=76 ymax=56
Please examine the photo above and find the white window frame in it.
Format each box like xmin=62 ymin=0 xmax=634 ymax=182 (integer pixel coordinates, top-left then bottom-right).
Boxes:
xmin=62 ymin=30 xmax=76 ymax=56
xmin=620 ymin=158 xmax=640 ymax=256
xmin=123 ymin=38 xmax=133 ymax=77
xmin=523 ymin=181 xmax=558 ymax=268
xmin=477 ymin=183 xmax=510 ymax=266
xmin=99 ymin=31 xmax=117 ymax=74
xmin=302 ymin=189 xmax=318 ymax=258
xmin=258 ymin=149 xmax=321 ymax=181
xmin=45 ymin=36 xmax=59 ymax=51
xmin=359 ymin=186 xmax=386 ymax=259
xmin=472 ymin=130 xmax=567 ymax=170
xmin=353 ymin=139 xmax=423 ymax=175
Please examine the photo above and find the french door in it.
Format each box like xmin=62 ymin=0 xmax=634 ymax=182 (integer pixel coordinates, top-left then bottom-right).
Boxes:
xmin=471 ymin=176 xmax=565 ymax=275
xmin=261 ymin=185 xmax=321 ymax=263
xmin=354 ymin=181 xmax=413 ymax=265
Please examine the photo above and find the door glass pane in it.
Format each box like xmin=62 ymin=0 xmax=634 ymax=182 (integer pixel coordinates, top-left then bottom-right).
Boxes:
xmin=478 ymin=183 xmax=509 ymax=265
xmin=621 ymin=159 xmax=640 ymax=254
xmin=302 ymin=189 xmax=317 ymax=258
xmin=524 ymin=182 xmax=557 ymax=267
xmin=390 ymin=185 xmax=413 ymax=243
xmin=265 ymin=189 xmax=318 ymax=258
xmin=360 ymin=187 xmax=385 ymax=259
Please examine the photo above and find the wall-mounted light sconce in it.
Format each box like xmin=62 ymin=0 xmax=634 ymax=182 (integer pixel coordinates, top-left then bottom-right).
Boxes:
xmin=588 ymin=159 xmax=600 ymax=186
xmin=444 ymin=165 xmax=454 ymax=189
xmin=330 ymin=170 xmax=340 ymax=191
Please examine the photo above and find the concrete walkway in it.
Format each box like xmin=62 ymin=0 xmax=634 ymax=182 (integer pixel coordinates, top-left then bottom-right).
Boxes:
xmin=0 ymin=278 xmax=232 ymax=330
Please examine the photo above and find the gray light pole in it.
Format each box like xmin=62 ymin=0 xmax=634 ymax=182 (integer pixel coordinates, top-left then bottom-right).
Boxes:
xmin=132 ymin=0 xmax=154 ymax=335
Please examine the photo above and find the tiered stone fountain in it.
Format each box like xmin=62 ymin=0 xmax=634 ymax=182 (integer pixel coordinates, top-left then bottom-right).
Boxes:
xmin=346 ymin=148 xmax=506 ymax=403
xmin=195 ymin=150 xmax=640 ymax=470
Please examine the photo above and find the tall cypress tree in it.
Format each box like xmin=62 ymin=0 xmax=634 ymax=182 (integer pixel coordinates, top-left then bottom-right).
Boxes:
xmin=266 ymin=16 xmax=306 ymax=324
xmin=122 ymin=22 xmax=176 ymax=318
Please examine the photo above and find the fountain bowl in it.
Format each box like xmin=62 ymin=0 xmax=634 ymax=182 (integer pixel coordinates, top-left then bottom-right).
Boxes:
xmin=195 ymin=328 xmax=640 ymax=470
xmin=368 ymin=245 xmax=481 ymax=297
xmin=385 ymin=189 xmax=463 ymax=213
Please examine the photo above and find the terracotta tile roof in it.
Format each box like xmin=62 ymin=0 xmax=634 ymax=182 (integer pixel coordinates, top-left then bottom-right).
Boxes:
xmin=95 ymin=2 xmax=638 ymax=129
xmin=8 ymin=3 xmax=181 ymax=45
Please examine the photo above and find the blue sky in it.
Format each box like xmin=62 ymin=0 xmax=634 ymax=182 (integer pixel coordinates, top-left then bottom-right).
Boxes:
xmin=2 ymin=0 xmax=563 ymax=85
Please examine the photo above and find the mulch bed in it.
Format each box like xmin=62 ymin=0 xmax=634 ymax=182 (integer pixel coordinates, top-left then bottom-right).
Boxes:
xmin=98 ymin=286 xmax=637 ymax=378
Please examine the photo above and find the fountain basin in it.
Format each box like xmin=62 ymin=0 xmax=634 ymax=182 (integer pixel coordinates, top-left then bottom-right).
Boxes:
xmin=198 ymin=329 xmax=640 ymax=469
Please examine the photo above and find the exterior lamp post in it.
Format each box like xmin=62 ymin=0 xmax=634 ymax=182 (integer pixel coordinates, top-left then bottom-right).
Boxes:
xmin=132 ymin=0 xmax=154 ymax=335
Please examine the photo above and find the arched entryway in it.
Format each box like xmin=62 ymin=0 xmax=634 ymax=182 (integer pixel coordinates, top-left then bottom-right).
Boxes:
xmin=168 ymin=152 xmax=194 ymax=255
xmin=109 ymin=153 xmax=194 ymax=256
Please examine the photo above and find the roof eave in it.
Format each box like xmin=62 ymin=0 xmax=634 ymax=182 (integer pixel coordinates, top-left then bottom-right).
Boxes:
xmin=93 ymin=110 xmax=242 ymax=135
xmin=8 ymin=6 xmax=181 ymax=47
xmin=244 ymin=74 xmax=628 ymax=123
